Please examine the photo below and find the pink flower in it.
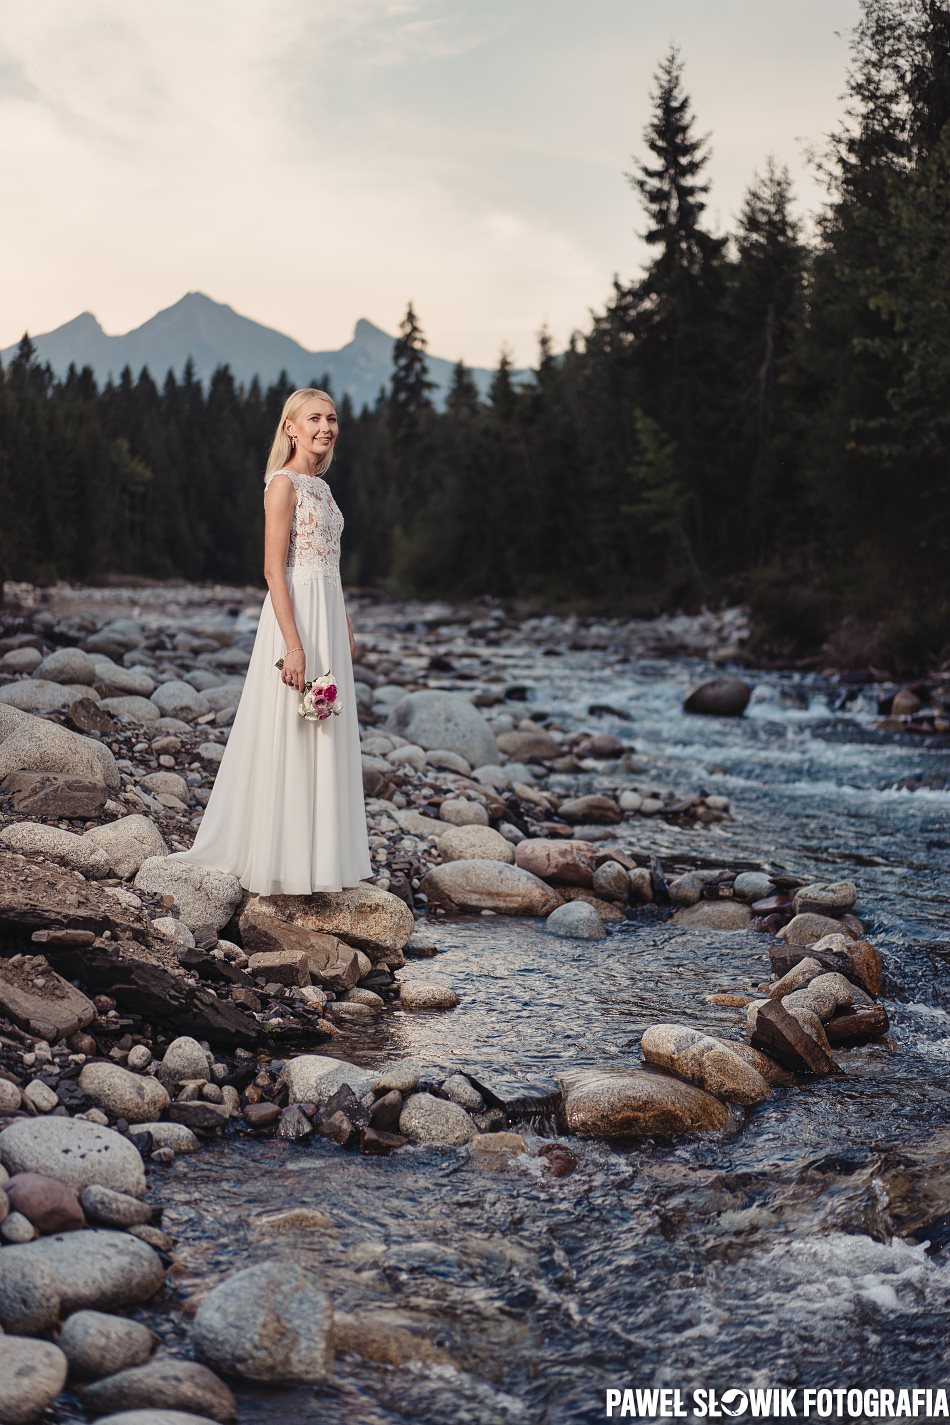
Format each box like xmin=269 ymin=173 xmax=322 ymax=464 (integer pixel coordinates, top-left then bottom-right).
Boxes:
xmin=324 ymin=684 xmax=337 ymax=702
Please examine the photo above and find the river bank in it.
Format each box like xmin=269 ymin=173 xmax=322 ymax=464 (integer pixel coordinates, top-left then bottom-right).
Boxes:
xmin=0 ymin=585 xmax=948 ymax=1424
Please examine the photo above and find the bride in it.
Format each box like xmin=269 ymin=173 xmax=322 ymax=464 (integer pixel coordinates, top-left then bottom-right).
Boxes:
xmin=165 ymin=388 xmax=374 ymax=896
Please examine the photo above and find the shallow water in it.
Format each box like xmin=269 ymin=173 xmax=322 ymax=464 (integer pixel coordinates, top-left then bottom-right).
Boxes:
xmin=100 ymin=634 xmax=950 ymax=1421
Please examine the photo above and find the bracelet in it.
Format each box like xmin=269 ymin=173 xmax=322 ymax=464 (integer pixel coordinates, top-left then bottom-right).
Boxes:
xmin=285 ymin=645 xmax=303 ymax=655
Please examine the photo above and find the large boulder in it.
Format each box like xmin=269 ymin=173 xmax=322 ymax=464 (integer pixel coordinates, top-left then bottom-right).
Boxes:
xmin=84 ymin=815 xmax=169 ymax=879
xmin=776 ymin=912 xmax=858 ymax=946
xmin=683 ymin=677 xmax=752 ymax=716
xmin=398 ymin=1092 xmax=477 ymax=1146
xmin=640 ymin=1024 xmax=771 ymax=1106
xmin=133 ymin=857 xmax=243 ymax=933
xmin=385 ymin=690 xmax=498 ymax=769
xmin=238 ymin=906 xmax=365 ymax=990
xmin=0 ymin=1229 xmax=165 ymax=1316
xmin=77 ymin=1063 xmax=170 ymax=1124
xmin=0 ymin=821 xmax=112 ymax=877
xmin=192 ymin=1261 xmax=333 ymax=1383
xmin=0 ymin=703 xmax=119 ymax=789
xmin=0 ymin=1337 xmax=68 ymax=1424
xmin=559 ymin=1066 xmax=732 ymax=1139
xmin=244 ymin=883 xmax=412 ymax=967
xmin=435 ymin=824 xmax=515 ymax=863
xmin=279 ymin=1055 xmax=376 ymax=1106
xmin=420 ymin=859 xmax=563 ymax=915
xmin=0 ymin=1118 xmax=146 ymax=1199
xmin=0 ymin=956 xmax=96 ymax=1042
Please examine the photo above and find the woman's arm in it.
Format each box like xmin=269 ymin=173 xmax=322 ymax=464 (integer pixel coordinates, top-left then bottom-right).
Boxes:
xmin=264 ymin=476 xmax=306 ymax=685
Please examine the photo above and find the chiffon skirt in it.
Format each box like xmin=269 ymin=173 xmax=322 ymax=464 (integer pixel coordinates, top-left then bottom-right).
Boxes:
xmin=166 ymin=569 xmax=373 ymax=895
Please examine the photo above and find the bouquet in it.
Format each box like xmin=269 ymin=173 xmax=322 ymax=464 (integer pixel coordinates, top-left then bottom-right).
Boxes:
xmin=274 ymin=659 xmax=343 ymax=721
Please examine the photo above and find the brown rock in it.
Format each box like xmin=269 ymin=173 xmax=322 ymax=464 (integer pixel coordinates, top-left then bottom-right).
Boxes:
xmin=359 ymin=1127 xmax=407 ymax=1154
xmin=0 ymin=770 xmax=109 ymax=818
xmin=242 ymin=1101 xmax=280 ymax=1128
xmin=420 ymin=859 xmax=563 ymax=915
xmin=0 ymin=954 xmax=96 ymax=1042
xmin=243 ymin=883 xmax=413 ymax=966
xmin=825 ymin=1005 xmax=890 ymax=1045
xmin=247 ymin=949 xmax=310 ymax=988
xmin=669 ymin=900 xmax=752 ymax=931
xmin=513 ymin=837 xmax=600 ymax=886
xmin=556 ymin=794 xmax=622 ymax=824
xmin=538 ymin=1142 xmax=579 ymax=1177
xmin=559 ymin=1066 xmax=732 ymax=1139
xmin=6 ymin=1172 xmax=86 ymax=1233
xmin=749 ymin=999 xmax=842 ymax=1075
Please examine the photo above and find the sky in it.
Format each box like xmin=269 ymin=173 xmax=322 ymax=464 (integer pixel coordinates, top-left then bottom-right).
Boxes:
xmin=0 ymin=0 xmax=862 ymax=370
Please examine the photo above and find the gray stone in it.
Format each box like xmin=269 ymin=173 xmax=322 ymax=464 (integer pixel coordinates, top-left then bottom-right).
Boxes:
xmin=0 ymin=821 xmax=112 ymax=877
xmin=192 ymin=1261 xmax=333 ymax=1382
xmin=2 ymin=1210 xmax=38 ymax=1242
xmin=80 ymin=1184 xmax=153 ymax=1228
xmin=440 ymin=1074 xmax=484 ymax=1112
xmin=0 ymin=956 xmax=96 ymax=1043
xmin=279 ymin=1055 xmax=376 ymax=1106
xmin=733 ymin=871 xmax=774 ymax=901
xmin=89 ymin=1414 xmax=225 ymax=1425
xmin=0 ymin=1248 xmax=60 ymax=1332
xmin=668 ymin=900 xmax=752 ymax=931
xmin=398 ymin=1092 xmax=476 ymax=1146
xmin=58 ymin=1308 xmax=156 ymax=1378
xmin=35 ymin=647 xmax=98 ymax=685
xmin=133 ymin=1122 xmax=201 ymax=1154
xmin=84 ymin=815 xmax=169 ymax=879
xmin=157 ymin=1037 xmax=214 ymax=1089
xmin=78 ymin=1063 xmax=170 ymax=1124
xmin=398 ymin=981 xmax=459 ymax=1010
xmin=133 ymin=859 xmax=242 ymax=934
xmin=436 ymin=796 xmax=489 ymax=827
xmin=435 ymin=823 xmax=514 ymax=863
xmin=0 ymin=1229 xmax=164 ymax=1315
xmin=0 ymin=1118 xmax=146 ymax=1198
xmin=0 ymin=1337 xmax=68 ymax=1424
xmin=385 ymin=689 xmax=498 ymax=769
xmin=640 ymin=1024 xmax=772 ymax=1106
xmin=420 ymin=858 xmax=563 ymax=915
xmin=543 ymin=900 xmax=606 ymax=939
xmin=0 ymin=702 xmax=119 ymax=789
xmin=792 ymin=879 xmax=858 ymax=916
xmin=150 ymin=681 xmax=212 ymax=722
xmin=80 ymin=1358 xmax=236 ymax=1422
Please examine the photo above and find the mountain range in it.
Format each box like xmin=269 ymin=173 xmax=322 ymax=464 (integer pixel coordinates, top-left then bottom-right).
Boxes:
xmin=1 ymin=291 xmax=512 ymax=411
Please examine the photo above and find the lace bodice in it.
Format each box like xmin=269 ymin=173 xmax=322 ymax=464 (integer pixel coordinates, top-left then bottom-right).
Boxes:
xmin=263 ymin=468 xmax=344 ymax=577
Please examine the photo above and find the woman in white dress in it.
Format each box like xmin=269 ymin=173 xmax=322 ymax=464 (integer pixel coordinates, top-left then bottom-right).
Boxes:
xmin=166 ymin=387 xmax=373 ymax=896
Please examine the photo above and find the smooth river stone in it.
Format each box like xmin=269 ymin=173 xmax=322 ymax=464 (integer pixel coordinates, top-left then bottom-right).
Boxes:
xmin=0 ymin=1229 xmax=165 ymax=1315
xmin=420 ymin=858 xmax=564 ymax=914
xmin=639 ymin=1024 xmax=771 ymax=1106
xmin=192 ymin=1261 xmax=333 ymax=1383
xmin=0 ymin=1117 xmax=146 ymax=1198
xmin=559 ymin=1066 xmax=733 ymax=1139
xmin=0 ymin=1337 xmax=68 ymax=1425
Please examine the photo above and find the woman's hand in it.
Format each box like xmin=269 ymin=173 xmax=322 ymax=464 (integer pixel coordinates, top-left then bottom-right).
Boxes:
xmin=281 ymin=647 xmax=306 ymax=692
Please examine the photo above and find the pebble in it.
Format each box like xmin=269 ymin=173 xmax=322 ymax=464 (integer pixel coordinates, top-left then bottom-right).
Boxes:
xmin=23 ymin=1078 xmax=59 ymax=1113
xmin=80 ymin=1183 xmax=153 ymax=1228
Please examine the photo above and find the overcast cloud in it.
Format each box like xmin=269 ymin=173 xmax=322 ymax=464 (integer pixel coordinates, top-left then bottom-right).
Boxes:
xmin=0 ymin=0 xmax=859 ymax=368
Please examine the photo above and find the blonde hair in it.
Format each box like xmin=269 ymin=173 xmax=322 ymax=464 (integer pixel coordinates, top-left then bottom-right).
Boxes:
xmin=264 ymin=388 xmax=338 ymax=481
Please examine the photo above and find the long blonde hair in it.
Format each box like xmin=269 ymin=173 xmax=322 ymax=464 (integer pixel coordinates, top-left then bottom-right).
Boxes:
xmin=264 ymin=388 xmax=338 ymax=482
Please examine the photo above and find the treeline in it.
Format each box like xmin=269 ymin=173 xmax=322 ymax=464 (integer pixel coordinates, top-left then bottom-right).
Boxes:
xmin=0 ymin=0 xmax=947 ymax=673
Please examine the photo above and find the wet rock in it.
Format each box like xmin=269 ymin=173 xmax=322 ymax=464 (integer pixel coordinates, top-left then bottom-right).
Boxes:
xmin=515 ymin=832 xmax=598 ymax=877
xmin=6 ymin=1172 xmax=86 ymax=1235
xmin=543 ymin=900 xmax=606 ymax=939
xmin=538 ymin=1142 xmax=579 ymax=1177
xmin=398 ymin=1092 xmax=477 ymax=1146
xmin=792 ymin=880 xmax=858 ymax=916
xmin=770 ymin=933 xmax=882 ymax=997
xmin=732 ymin=871 xmax=774 ymax=901
xmin=559 ymin=1066 xmax=732 ymax=1139
xmin=78 ymin=1063 xmax=170 ymax=1124
xmin=80 ymin=1184 xmax=152 ymax=1228
xmin=556 ymin=793 xmax=622 ymax=824
xmin=333 ymin=1310 xmax=455 ymax=1367
xmin=398 ymin=980 xmax=459 ymax=1009
xmin=58 ymin=1308 xmax=156 ymax=1378
xmin=683 ymin=677 xmax=751 ymax=716
xmin=192 ymin=1261 xmax=333 ymax=1383
xmin=385 ymin=688 xmax=498 ymax=768
xmin=243 ymin=883 xmax=412 ymax=967
xmin=748 ymin=999 xmax=842 ymax=1075
xmin=668 ymin=900 xmax=752 ymax=930
xmin=279 ymin=1055 xmax=376 ymax=1106
xmin=0 ymin=1337 xmax=68 ymax=1425
xmin=359 ymin=1127 xmax=407 ymax=1154
xmin=421 ymin=858 xmax=563 ymax=915
xmin=249 ymin=1207 xmax=334 ymax=1236
xmin=84 ymin=814 xmax=169 ymax=879
xmin=372 ymin=1062 xmax=421 ymax=1094
xmin=469 ymin=1131 xmax=526 ymax=1166
xmin=0 ymin=955 xmax=96 ymax=1042
xmin=165 ymin=1102 xmax=229 ymax=1135
xmin=316 ymin=1109 xmax=353 ymax=1146
xmin=769 ymin=956 xmax=825 ymax=999
xmin=1 ymin=1229 xmax=164 ymax=1317
xmin=776 ymin=912 xmax=857 ymax=946
xmin=592 ymin=860 xmax=632 ymax=902
xmin=440 ymin=1074 xmax=484 ymax=1112
xmin=640 ymin=1024 xmax=772 ymax=1106
xmin=718 ymin=1039 xmax=795 ymax=1086
xmin=435 ymin=822 xmax=515 ymax=863
xmin=134 ymin=1122 xmax=200 ymax=1154
xmin=157 ymin=1037 xmax=214 ymax=1089
xmin=369 ymin=1090 xmax=402 ymax=1130
xmin=780 ymin=971 xmax=856 ymax=1023
xmin=277 ymin=1105 xmax=314 ymax=1140
xmin=80 ymin=1358 xmax=236 ymax=1422
xmin=0 ymin=1118 xmax=146 ymax=1198
xmin=133 ymin=858 xmax=243 ymax=934
xmin=825 ymin=1004 xmax=890 ymax=1045
xmin=242 ymin=1101 xmax=280 ymax=1129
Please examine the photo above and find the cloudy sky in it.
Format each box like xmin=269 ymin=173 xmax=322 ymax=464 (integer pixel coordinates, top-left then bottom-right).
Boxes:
xmin=1 ymin=0 xmax=860 ymax=369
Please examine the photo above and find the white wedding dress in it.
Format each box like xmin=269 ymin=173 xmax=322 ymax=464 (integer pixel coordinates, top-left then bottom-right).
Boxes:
xmin=165 ymin=468 xmax=373 ymax=895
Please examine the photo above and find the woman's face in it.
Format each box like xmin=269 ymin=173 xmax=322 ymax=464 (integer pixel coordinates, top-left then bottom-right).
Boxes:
xmin=286 ymin=398 xmax=339 ymax=458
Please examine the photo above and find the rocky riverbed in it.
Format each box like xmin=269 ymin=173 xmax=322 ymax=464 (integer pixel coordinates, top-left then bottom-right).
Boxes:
xmin=0 ymin=581 xmax=948 ymax=1424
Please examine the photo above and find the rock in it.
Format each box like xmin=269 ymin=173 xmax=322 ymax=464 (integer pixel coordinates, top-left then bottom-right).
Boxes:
xmin=157 ymin=1037 xmax=214 ymax=1089
xmin=134 ymin=1122 xmax=201 ymax=1154
xmin=640 ymin=1024 xmax=771 ymax=1106
xmin=126 ymin=1045 xmax=153 ymax=1071
xmin=748 ymin=999 xmax=842 ymax=1075
xmin=0 ymin=1118 xmax=146 ymax=1198
xmin=6 ymin=1172 xmax=86 ymax=1234
xmin=515 ymin=837 xmax=598 ymax=883
xmin=0 ymin=1249 xmax=61 ymax=1331
xmin=825 ymin=1005 xmax=890 ymax=1045
xmin=243 ymin=884 xmax=413 ymax=967
xmin=247 ymin=949 xmax=310 ymax=987
xmin=667 ymin=872 xmax=706 ymax=905
xmin=249 ymin=1207 xmax=334 ymax=1236
xmin=35 ymin=647 xmax=98 ymax=684
xmin=769 ymin=956 xmax=825 ymax=999
xmin=80 ymin=1184 xmax=152 ymax=1228
xmin=398 ymin=981 xmax=459 ymax=1010
xmin=2 ymin=1211 xmax=37 ymax=1243
xmin=22 ymin=1079 xmax=59 ymax=1113
xmin=732 ymin=871 xmax=774 ymax=901
xmin=776 ymin=912 xmax=857 ymax=946
xmin=543 ymin=900 xmax=606 ymax=939
xmin=239 ymin=911 xmax=364 ymax=991
xmin=780 ymin=972 xmax=856 ymax=1024
xmin=369 ymin=1090 xmax=403 ymax=1130
xmin=79 ymin=1414 xmax=222 ymax=1425
xmin=440 ymin=1074 xmax=484 ymax=1112
xmin=385 ymin=689 xmax=498 ymax=768
xmin=496 ymin=728 xmax=563 ymax=761
xmin=0 ymin=1079 xmax=22 ymax=1113
xmin=435 ymin=823 xmax=515 ymax=863
xmin=591 ymin=860 xmax=630 ymax=902
xmin=420 ymin=859 xmax=563 ymax=915
xmin=683 ymin=677 xmax=751 ymax=716
xmin=0 ymin=769 xmax=108 ymax=818
xmin=192 ymin=1261 xmax=333 ymax=1383
xmin=78 ymin=1063 xmax=170 ymax=1124
xmin=769 ymin=934 xmax=882 ymax=997
xmin=0 ymin=820 xmax=112 ymax=876
xmin=437 ymin=797 xmax=488 ymax=827
xmin=242 ymin=1101 xmax=280 ymax=1129
xmin=333 ymin=1311 xmax=454 ymax=1367
xmin=559 ymin=1066 xmax=732 ymax=1139
xmin=58 ymin=1308 xmax=156 ymax=1378
xmin=0 ymin=1337 xmax=68 ymax=1425
xmin=398 ymin=1092 xmax=477 ymax=1145
xmin=556 ymin=794 xmax=622 ymax=824
xmin=150 ymin=681 xmax=212 ymax=722
xmin=792 ymin=880 xmax=858 ymax=916
xmin=720 ymin=1039 xmax=796 ymax=1086
xmin=469 ymin=1131 xmax=526 ymax=1166
xmin=84 ymin=815 xmax=169 ymax=879
xmin=133 ymin=858 xmax=243 ymax=933
xmin=372 ymin=1062 xmax=421 ymax=1094
xmin=0 ymin=955 xmax=96 ymax=1042
xmin=165 ymin=1102 xmax=229 ymax=1135
xmin=80 ymin=1359 xmax=237 ymax=1422
xmin=668 ymin=900 xmax=752 ymax=930
xmin=279 ymin=1055 xmax=376 ymax=1106
xmin=0 ymin=702 xmax=119 ymax=789
xmin=0 ymin=1229 xmax=164 ymax=1316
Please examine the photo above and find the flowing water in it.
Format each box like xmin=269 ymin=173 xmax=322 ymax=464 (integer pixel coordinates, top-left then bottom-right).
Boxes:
xmin=102 ymin=625 xmax=950 ymax=1422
